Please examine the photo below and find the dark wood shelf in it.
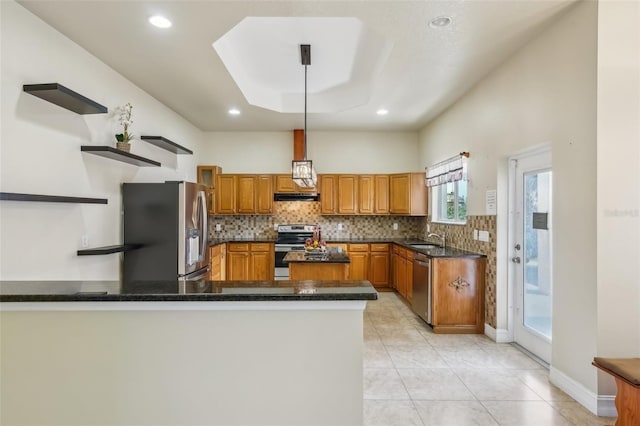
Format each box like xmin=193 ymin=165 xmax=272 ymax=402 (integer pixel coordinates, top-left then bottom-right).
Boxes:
xmin=141 ymin=136 xmax=193 ymax=155
xmin=81 ymin=146 xmax=161 ymax=167
xmin=0 ymin=192 xmax=107 ymax=204
xmin=23 ymin=83 xmax=108 ymax=115
xmin=77 ymin=244 xmax=142 ymax=256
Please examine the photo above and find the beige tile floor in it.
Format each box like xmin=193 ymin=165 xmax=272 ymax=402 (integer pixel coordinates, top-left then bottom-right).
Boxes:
xmin=363 ymin=292 xmax=616 ymax=426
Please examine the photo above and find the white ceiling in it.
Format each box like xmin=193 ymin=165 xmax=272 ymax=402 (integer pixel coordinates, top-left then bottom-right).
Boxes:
xmin=17 ymin=0 xmax=577 ymax=132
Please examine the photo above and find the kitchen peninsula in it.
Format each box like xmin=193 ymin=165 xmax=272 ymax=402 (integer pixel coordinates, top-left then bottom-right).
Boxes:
xmin=284 ymin=250 xmax=350 ymax=280
xmin=0 ymin=280 xmax=376 ymax=426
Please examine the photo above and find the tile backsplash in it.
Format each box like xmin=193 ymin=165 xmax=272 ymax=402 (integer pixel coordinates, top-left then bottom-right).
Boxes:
xmin=209 ymin=201 xmax=423 ymax=240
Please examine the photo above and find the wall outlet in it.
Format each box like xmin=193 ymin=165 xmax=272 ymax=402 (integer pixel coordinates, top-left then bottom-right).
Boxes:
xmin=337 ymin=223 xmax=343 ymax=231
xmin=215 ymin=224 xmax=222 ymax=232
xmin=473 ymin=229 xmax=478 ymax=240
xmin=479 ymin=230 xmax=490 ymax=242
xmin=273 ymin=223 xmax=279 ymax=230
xmin=427 ymin=224 xmax=431 ymax=232
xmin=81 ymin=235 xmax=89 ymax=248
xmin=393 ymin=223 xmax=398 ymax=230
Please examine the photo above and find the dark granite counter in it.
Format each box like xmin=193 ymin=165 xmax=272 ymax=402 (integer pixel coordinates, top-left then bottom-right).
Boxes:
xmin=0 ymin=280 xmax=377 ymax=302
xmin=209 ymin=238 xmax=276 ymax=247
xmin=326 ymin=238 xmax=486 ymax=258
xmin=283 ymin=251 xmax=351 ymax=263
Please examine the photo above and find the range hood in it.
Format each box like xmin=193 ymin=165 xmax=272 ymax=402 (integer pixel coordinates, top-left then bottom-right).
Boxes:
xmin=273 ymin=193 xmax=320 ymax=202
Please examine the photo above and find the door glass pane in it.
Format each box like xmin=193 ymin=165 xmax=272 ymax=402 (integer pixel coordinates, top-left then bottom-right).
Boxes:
xmin=523 ymin=171 xmax=552 ymax=339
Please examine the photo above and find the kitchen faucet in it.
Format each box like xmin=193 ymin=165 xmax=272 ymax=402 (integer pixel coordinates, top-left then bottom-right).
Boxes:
xmin=428 ymin=232 xmax=446 ymax=248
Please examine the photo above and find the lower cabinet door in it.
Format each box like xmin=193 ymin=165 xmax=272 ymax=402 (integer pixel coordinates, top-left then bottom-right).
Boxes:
xmin=227 ymin=252 xmax=250 ymax=281
xmin=250 ymin=251 xmax=273 ymax=280
xmin=348 ymin=252 xmax=369 ymax=280
xmin=369 ymin=252 xmax=389 ymax=287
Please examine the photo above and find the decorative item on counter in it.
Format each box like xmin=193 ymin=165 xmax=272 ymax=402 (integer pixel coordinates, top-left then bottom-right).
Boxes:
xmin=305 ymin=224 xmax=326 ymax=252
xmin=115 ymin=102 xmax=134 ymax=152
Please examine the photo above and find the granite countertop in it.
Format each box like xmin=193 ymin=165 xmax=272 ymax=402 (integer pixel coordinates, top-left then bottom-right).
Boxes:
xmin=209 ymin=238 xmax=276 ymax=246
xmin=0 ymin=280 xmax=377 ymax=302
xmin=283 ymin=251 xmax=351 ymax=264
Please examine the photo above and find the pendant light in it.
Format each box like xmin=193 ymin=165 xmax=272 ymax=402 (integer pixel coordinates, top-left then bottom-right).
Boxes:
xmin=292 ymin=44 xmax=317 ymax=188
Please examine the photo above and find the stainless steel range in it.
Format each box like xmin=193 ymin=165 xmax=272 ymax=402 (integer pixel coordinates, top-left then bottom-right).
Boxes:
xmin=274 ymin=224 xmax=316 ymax=280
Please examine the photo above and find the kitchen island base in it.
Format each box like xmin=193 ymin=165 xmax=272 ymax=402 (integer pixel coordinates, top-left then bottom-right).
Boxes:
xmin=1 ymin=300 xmax=366 ymax=426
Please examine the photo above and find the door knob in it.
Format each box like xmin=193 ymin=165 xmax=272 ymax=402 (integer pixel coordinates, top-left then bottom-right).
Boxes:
xmin=511 ymin=256 xmax=521 ymax=264
xmin=514 ymin=243 xmax=521 ymax=251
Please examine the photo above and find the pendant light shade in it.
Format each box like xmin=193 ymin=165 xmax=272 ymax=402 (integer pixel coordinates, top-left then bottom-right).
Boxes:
xmin=292 ymin=44 xmax=317 ymax=188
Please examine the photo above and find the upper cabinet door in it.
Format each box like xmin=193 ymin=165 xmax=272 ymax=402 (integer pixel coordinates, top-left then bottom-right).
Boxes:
xmin=215 ymin=174 xmax=236 ymax=214
xmin=319 ymin=174 xmax=337 ymax=214
xmin=389 ymin=174 xmax=410 ymax=214
xmin=338 ymin=175 xmax=358 ymax=214
xmin=374 ymin=175 xmax=389 ymax=214
xmin=236 ymin=175 xmax=257 ymax=214
xmin=358 ymin=175 xmax=374 ymax=215
xmin=255 ymin=175 xmax=273 ymax=214
xmin=274 ymin=174 xmax=296 ymax=193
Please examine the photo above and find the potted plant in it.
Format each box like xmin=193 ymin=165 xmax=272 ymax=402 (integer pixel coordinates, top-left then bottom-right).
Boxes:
xmin=115 ymin=102 xmax=134 ymax=152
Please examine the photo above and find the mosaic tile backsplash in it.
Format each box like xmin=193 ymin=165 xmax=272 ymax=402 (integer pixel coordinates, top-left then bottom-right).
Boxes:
xmin=209 ymin=201 xmax=424 ymax=240
xmin=208 ymin=203 xmax=497 ymax=329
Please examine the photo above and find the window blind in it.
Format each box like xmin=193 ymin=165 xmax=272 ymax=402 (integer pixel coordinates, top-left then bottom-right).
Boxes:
xmin=425 ymin=152 xmax=469 ymax=187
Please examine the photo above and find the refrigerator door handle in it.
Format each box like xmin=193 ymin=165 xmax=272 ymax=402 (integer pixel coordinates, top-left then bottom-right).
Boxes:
xmin=197 ymin=190 xmax=208 ymax=261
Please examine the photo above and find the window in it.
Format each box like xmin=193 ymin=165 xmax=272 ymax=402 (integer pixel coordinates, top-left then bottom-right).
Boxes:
xmin=432 ymin=179 xmax=467 ymax=224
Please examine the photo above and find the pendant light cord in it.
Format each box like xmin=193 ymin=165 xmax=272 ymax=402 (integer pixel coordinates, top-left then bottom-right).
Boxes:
xmin=304 ymin=62 xmax=308 ymax=160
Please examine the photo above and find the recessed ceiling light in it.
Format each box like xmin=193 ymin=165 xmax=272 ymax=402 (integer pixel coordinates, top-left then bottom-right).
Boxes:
xmin=149 ymin=15 xmax=172 ymax=29
xmin=376 ymin=109 xmax=389 ymax=116
xmin=228 ymin=108 xmax=241 ymax=116
xmin=429 ymin=16 xmax=452 ymax=28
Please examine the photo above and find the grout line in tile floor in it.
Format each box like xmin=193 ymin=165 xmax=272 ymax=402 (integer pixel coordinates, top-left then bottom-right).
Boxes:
xmin=363 ymin=292 xmax=617 ymax=426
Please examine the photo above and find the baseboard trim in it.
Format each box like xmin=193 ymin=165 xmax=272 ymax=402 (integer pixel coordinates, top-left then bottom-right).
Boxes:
xmin=549 ymin=366 xmax=617 ymax=417
xmin=484 ymin=323 xmax=512 ymax=343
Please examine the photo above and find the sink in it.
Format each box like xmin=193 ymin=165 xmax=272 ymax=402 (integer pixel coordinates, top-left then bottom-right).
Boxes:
xmin=410 ymin=244 xmax=440 ymax=249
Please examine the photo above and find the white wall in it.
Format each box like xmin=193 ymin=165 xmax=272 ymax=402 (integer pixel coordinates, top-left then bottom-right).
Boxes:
xmin=596 ymin=0 xmax=640 ymax=395
xmin=200 ymin=130 xmax=419 ymax=173
xmin=418 ymin=0 xmax=598 ymax=395
xmin=0 ymin=1 xmax=205 ymax=280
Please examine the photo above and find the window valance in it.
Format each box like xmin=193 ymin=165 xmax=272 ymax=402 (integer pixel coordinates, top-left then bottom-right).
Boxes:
xmin=425 ymin=152 xmax=469 ymax=187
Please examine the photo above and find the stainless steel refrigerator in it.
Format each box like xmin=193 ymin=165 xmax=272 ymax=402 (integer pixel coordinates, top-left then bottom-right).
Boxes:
xmin=122 ymin=181 xmax=209 ymax=282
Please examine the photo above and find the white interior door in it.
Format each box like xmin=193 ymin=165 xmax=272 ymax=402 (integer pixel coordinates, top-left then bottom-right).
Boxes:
xmin=511 ymin=149 xmax=552 ymax=363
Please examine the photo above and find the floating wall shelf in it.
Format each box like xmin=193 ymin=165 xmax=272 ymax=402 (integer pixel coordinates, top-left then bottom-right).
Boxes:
xmin=141 ymin=136 xmax=193 ymax=155
xmin=77 ymin=244 xmax=142 ymax=256
xmin=0 ymin=192 xmax=107 ymax=204
xmin=81 ymin=146 xmax=161 ymax=167
xmin=23 ymin=83 xmax=108 ymax=115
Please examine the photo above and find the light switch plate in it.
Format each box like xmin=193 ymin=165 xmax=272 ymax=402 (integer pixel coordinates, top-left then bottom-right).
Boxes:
xmin=427 ymin=224 xmax=431 ymax=232
xmin=479 ymin=230 xmax=490 ymax=242
xmin=273 ymin=223 xmax=278 ymax=230
xmin=473 ymin=229 xmax=478 ymax=240
xmin=337 ymin=223 xmax=343 ymax=231
xmin=393 ymin=223 xmax=398 ymax=230
xmin=215 ymin=224 xmax=222 ymax=232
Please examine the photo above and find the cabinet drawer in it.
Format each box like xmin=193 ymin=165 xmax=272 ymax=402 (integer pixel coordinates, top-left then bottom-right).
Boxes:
xmin=348 ymin=243 xmax=369 ymax=252
xmin=250 ymin=243 xmax=271 ymax=252
xmin=406 ymin=250 xmax=415 ymax=261
xmin=392 ymin=245 xmax=404 ymax=255
xmin=370 ymin=243 xmax=389 ymax=252
xmin=228 ymin=243 xmax=250 ymax=252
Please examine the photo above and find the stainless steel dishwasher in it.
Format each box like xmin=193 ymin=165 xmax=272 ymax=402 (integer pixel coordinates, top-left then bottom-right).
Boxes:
xmin=412 ymin=252 xmax=431 ymax=323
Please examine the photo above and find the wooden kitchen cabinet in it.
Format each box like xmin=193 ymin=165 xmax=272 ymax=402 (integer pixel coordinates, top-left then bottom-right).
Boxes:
xmin=236 ymin=175 xmax=257 ymax=213
xmin=197 ymin=165 xmax=221 ymax=215
xmin=369 ymin=244 xmax=390 ymax=288
xmin=431 ymin=257 xmax=486 ymax=334
xmin=392 ymin=245 xmax=408 ymax=297
xmin=256 ymin=175 xmax=273 ymax=214
xmin=374 ymin=175 xmax=389 ymax=214
xmin=215 ymin=174 xmax=236 ymax=214
xmin=389 ymin=173 xmax=428 ymax=215
xmin=358 ymin=175 xmax=374 ymax=214
xmin=274 ymin=174 xmax=317 ymax=193
xmin=319 ymin=174 xmax=338 ymax=214
xmin=208 ymin=243 xmax=226 ymax=280
xmin=406 ymin=250 xmax=414 ymax=303
xmin=215 ymin=174 xmax=273 ymax=215
xmin=226 ymin=243 xmax=250 ymax=280
xmin=338 ymin=175 xmax=358 ymax=214
xmin=347 ymin=243 xmax=369 ymax=280
xmin=226 ymin=242 xmax=274 ymax=280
